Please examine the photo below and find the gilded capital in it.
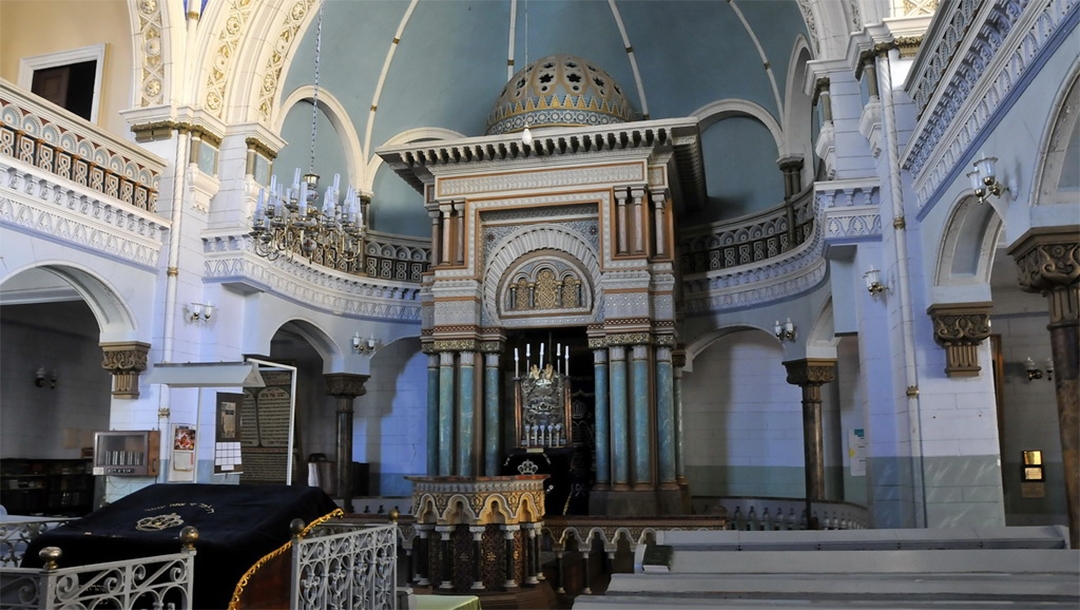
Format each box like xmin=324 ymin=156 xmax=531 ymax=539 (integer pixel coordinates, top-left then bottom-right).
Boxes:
xmin=100 ymin=341 xmax=151 ymax=399
xmin=783 ymin=358 xmax=837 ymax=387
xmin=1008 ymin=227 xmax=1079 ymax=324
xmin=927 ymin=303 xmax=993 ymax=377
xmin=324 ymin=373 xmax=369 ymax=399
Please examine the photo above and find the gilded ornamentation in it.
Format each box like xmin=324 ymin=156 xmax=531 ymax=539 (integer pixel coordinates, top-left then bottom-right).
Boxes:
xmin=100 ymin=341 xmax=151 ymax=399
xmin=928 ymin=303 xmax=993 ymax=377
xmin=783 ymin=359 xmax=837 ymax=387
xmin=323 ymin=373 xmax=369 ymax=399
xmin=135 ymin=513 xmax=183 ymax=531
xmin=206 ymin=0 xmax=259 ymax=117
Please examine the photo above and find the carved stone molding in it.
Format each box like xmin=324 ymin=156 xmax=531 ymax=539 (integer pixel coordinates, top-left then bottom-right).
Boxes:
xmin=324 ymin=373 xmax=369 ymax=400
xmin=100 ymin=341 xmax=151 ymax=399
xmin=783 ymin=358 xmax=837 ymax=387
xmin=927 ymin=302 xmax=994 ymax=377
xmin=1008 ymin=228 xmax=1080 ymax=323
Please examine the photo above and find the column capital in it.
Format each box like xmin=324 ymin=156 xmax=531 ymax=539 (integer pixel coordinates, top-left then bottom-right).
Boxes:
xmin=927 ymin=302 xmax=993 ymax=377
xmin=323 ymin=372 xmax=369 ymax=399
xmin=100 ymin=341 xmax=151 ymax=398
xmin=1008 ymin=227 xmax=1080 ymax=294
xmin=783 ymin=358 xmax=837 ymax=387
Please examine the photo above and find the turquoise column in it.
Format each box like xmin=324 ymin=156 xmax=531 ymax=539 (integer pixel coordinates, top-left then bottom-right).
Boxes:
xmin=673 ymin=351 xmax=687 ymax=485
xmin=656 ymin=346 xmax=676 ymax=486
xmin=427 ymin=352 xmax=440 ymax=475
xmin=593 ymin=349 xmax=610 ymax=489
xmin=457 ymin=351 xmax=476 ymax=477
xmin=484 ymin=352 xmax=501 ymax=476
xmin=438 ymin=351 xmax=455 ymax=476
xmin=609 ymin=346 xmax=629 ymax=488
xmin=631 ymin=345 xmax=652 ymax=489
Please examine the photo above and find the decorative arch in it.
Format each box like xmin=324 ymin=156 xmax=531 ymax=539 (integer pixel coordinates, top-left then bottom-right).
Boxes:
xmin=935 ymin=195 xmax=1004 ymax=287
xmin=273 ymin=318 xmax=340 ymax=370
xmin=692 ymin=99 xmax=784 ymax=154
xmin=278 ymin=87 xmax=367 ymax=190
xmin=783 ymin=35 xmax=815 ymax=184
xmin=681 ymin=324 xmax=777 ymax=373
xmin=1033 ymin=65 xmax=1080 ymax=206
xmin=2 ymin=263 xmax=140 ymax=343
xmin=484 ymin=224 xmax=602 ymax=327
xmin=366 ymin=127 xmax=468 ymax=195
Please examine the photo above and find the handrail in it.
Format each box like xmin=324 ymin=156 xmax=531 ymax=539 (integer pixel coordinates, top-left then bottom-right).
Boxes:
xmin=0 ymin=78 xmax=165 ymax=213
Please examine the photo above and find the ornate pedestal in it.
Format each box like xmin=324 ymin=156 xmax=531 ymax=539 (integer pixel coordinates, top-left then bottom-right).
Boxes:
xmin=407 ymin=475 xmax=557 ymax=609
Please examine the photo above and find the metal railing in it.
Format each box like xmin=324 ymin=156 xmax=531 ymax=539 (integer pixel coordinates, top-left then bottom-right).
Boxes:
xmin=0 ymin=528 xmax=197 ymax=610
xmin=292 ymin=521 xmax=398 ymax=610
xmin=0 ymin=520 xmax=68 ymax=568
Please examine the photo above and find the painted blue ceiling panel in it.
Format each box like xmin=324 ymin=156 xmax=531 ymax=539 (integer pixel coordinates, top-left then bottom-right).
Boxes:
xmin=698 ymin=116 xmax=785 ymax=223
xmin=372 ymin=1 xmax=513 ymax=146
xmin=372 ymin=164 xmax=427 ymax=237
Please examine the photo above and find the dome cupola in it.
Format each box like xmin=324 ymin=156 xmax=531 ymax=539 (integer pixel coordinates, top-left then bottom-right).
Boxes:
xmin=486 ymin=54 xmax=636 ymax=136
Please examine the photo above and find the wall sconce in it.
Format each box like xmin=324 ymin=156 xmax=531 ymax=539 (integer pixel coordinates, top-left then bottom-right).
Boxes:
xmin=1021 ymin=450 xmax=1044 ymax=482
xmin=188 ymin=302 xmax=213 ymax=323
xmin=353 ymin=332 xmax=380 ymax=355
xmin=1023 ymin=357 xmax=1054 ymax=382
xmin=774 ymin=318 xmax=796 ymax=343
xmin=35 ymin=367 xmax=57 ymax=389
xmin=966 ymin=156 xmax=1007 ymax=204
xmin=863 ymin=266 xmax=887 ymax=297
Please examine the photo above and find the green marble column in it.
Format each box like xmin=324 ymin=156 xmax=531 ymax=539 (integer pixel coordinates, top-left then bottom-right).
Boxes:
xmin=438 ymin=351 xmax=455 ymax=476
xmin=656 ymin=346 xmax=676 ymax=487
xmin=593 ymin=349 xmax=610 ymax=489
xmin=673 ymin=350 xmax=687 ymax=486
xmin=427 ymin=352 xmax=439 ymax=476
xmin=609 ymin=346 xmax=629 ymax=489
xmin=457 ymin=352 xmax=476 ymax=477
xmin=631 ymin=344 xmax=652 ymax=489
xmin=484 ymin=352 xmax=501 ymax=476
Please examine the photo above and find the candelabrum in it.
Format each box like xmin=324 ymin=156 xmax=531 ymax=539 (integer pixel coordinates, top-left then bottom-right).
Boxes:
xmin=250 ymin=170 xmax=365 ymax=265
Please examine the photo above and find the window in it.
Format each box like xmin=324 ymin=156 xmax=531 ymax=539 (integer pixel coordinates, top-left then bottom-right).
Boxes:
xmin=18 ymin=44 xmax=105 ymax=123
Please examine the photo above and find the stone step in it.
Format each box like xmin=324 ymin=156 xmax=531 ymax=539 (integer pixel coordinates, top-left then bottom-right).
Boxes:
xmin=657 ymin=525 xmax=1070 ymax=551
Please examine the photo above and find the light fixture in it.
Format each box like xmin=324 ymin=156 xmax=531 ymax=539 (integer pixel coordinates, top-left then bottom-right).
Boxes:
xmin=1021 ymin=450 xmax=1044 ymax=482
xmin=188 ymin=302 xmax=213 ymax=323
xmin=774 ymin=318 xmax=796 ymax=343
xmin=35 ymin=367 xmax=57 ymax=389
xmin=863 ymin=266 xmax=887 ymax=296
xmin=967 ymin=156 xmax=1007 ymax=204
xmin=1023 ymin=357 xmax=1044 ymax=381
xmin=353 ymin=332 xmax=380 ymax=356
xmin=249 ymin=0 xmax=365 ymax=264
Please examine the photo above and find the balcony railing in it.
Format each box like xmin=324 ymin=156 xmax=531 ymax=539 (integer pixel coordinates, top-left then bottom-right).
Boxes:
xmin=678 ymin=187 xmax=814 ymax=276
xmin=0 ymin=78 xmax=163 ymax=213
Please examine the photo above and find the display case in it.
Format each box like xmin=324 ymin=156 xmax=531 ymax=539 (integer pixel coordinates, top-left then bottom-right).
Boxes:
xmin=0 ymin=458 xmax=94 ymax=516
xmin=92 ymin=430 xmax=160 ymax=476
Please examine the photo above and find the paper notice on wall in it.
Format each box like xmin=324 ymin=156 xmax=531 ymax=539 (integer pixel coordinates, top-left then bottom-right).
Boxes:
xmin=168 ymin=424 xmax=197 ymax=482
xmin=848 ymin=428 xmax=866 ymax=477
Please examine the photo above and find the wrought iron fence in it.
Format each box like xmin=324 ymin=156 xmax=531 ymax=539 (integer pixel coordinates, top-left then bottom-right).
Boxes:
xmin=0 ymin=545 xmax=195 ymax=610
xmin=0 ymin=519 xmax=68 ymax=568
xmin=292 ymin=522 xmax=398 ymax=610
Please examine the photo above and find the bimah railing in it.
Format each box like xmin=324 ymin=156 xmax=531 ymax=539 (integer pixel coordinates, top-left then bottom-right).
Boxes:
xmin=0 ymin=526 xmax=197 ymax=610
xmin=292 ymin=521 xmax=398 ymax=610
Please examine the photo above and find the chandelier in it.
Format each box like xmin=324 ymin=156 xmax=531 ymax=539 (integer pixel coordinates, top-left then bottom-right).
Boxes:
xmin=250 ymin=0 xmax=364 ymax=264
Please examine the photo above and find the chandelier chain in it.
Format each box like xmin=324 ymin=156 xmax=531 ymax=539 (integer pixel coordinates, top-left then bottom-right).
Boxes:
xmin=309 ymin=0 xmax=323 ymax=176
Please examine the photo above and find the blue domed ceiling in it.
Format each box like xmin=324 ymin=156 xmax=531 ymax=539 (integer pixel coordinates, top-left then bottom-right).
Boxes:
xmin=275 ymin=0 xmax=813 ymax=237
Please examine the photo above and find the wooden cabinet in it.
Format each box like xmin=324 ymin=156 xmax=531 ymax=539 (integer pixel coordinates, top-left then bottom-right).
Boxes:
xmin=0 ymin=458 xmax=93 ymax=517
xmin=92 ymin=430 xmax=160 ymax=476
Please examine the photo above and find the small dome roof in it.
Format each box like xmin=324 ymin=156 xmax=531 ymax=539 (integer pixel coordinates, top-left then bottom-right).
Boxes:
xmin=486 ymin=54 xmax=636 ymax=136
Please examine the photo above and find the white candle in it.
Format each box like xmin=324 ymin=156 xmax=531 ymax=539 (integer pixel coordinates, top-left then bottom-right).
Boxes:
xmin=514 ymin=348 xmax=520 ymax=378
xmin=540 ymin=343 xmax=544 ymax=368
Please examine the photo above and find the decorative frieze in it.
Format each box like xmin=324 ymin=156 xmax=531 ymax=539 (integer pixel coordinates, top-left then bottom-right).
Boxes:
xmin=134 ymin=0 xmax=165 ymax=107
xmin=100 ymin=341 xmax=151 ymax=399
xmin=906 ymin=0 xmax=1077 ymax=209
xmin=927 ymin=302 xmax=994 ymax=377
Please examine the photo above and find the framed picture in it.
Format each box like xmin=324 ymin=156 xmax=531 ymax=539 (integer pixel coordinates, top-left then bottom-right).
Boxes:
xmin=215 ymin=392 xmax=244 ymax=475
